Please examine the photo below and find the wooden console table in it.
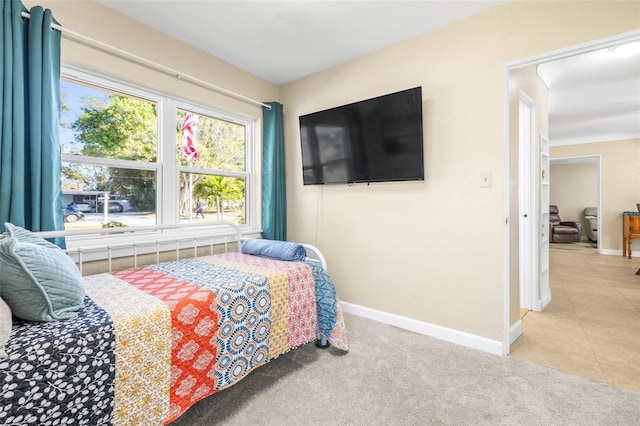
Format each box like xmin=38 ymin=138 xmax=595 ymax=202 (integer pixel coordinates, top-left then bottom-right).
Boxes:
xmin=622 ymin=213 xmax=640 ymax=259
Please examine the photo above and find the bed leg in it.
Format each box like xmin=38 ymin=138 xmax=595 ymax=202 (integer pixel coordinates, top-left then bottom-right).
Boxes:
xmin=315 ymin=335 xmax=330 ymax=349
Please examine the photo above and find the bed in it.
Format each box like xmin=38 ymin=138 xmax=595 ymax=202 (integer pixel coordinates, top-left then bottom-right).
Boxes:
xmin=0 ymin=222 xmax=348 ymax=425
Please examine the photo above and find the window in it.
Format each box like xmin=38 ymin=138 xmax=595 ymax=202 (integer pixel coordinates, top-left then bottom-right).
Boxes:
xmin=61 ymin=78 xmax=158 ymax=229
xmin=179 ymin=173 xmax=246 ymax=224
xmin=60 ymin=68 xmax=255 ymax=232
xmin=177 ymin=109 xmax=248 ymax=224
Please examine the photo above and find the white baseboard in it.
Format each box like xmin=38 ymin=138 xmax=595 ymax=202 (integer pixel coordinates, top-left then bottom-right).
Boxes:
xmin=509 ymin=319 xmax=523 ymax=346
xmin=340 ymin=302 xmax=503 ymax=356
xmin=599 ymin=248 xmax=640 ymax=257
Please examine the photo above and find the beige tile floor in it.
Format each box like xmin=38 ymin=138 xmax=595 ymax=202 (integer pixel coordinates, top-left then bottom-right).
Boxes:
xmin=510 ymin=242 xmax=640 ymax=392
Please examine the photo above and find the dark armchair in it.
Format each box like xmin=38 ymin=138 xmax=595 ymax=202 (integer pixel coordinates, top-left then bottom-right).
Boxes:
xmin=549 ymin=205 xmax=582 ymax=243
xmin=583 ymin=207 xmax=597 ymax=242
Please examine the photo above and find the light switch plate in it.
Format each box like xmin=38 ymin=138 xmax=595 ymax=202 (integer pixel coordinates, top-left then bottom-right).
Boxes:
xmin=480 ymin=171 xmax=492 ymax=188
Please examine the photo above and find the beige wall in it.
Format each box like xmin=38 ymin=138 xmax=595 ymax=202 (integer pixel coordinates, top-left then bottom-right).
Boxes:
xmin=282 ymin=1 xmax=639 ymax=342
xmin=551 ymin=139 xmax=640 ymax=253
xmin=549 ymin=161 xmax=598 ymax=234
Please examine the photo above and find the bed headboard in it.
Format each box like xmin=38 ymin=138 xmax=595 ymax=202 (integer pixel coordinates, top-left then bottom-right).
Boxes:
xmin=301 ymin=243 xmax=328 ymax=272
xmin=35 ymin=222 xmax=328 ymax=273
xmin=36 ymin=222 xmax=242 ymax=274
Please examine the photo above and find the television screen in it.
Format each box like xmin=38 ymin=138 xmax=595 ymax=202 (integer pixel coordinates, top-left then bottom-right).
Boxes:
xmin=299 ymin=87 xmax=424 ymax=185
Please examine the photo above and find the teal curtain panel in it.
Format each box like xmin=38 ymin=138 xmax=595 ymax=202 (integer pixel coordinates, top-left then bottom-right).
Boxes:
xmin=261 ymin=102 xmax=286 ymax=241
xmin=0 ymin=0 xmax=64 ymax=246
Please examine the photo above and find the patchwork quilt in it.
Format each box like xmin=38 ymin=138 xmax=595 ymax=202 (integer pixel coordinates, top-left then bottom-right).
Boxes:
xmin=0 ymin=253 xmax=348 ymax=425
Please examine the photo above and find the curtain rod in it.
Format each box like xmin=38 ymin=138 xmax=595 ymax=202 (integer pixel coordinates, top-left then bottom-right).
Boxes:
xmin=20 ymin=11 xmax=272 ymax=110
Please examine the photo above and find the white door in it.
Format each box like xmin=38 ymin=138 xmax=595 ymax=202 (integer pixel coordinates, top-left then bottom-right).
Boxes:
xmin=538 ymin=136 xmax=551 ymax=310
xmin=518 ymin=94 xmax=535 ymax=311
xmin=519 ymin=95 xmax=550 ymax=312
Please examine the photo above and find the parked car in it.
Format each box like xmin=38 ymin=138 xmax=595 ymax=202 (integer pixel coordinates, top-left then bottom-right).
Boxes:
xmin=97 ymin=200 xmax=124 ymax=213
xmin=63 ymin=210 xmax=85 ymax=223
xmin=75 ymin=203 xmax=93 ymax=213
xmin=66 ymin=202 xmax=92 ymax=213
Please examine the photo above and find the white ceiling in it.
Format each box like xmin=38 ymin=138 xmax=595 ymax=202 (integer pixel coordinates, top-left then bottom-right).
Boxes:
xmin=537 ymin=42 xmax=640 ymax=146
xmin=100 ymin=0 xmax=640 ymax=146
xmin=100 ymin=0 xmax=507 ymax=85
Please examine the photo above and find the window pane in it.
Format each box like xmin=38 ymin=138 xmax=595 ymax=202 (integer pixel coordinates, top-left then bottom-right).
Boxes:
xmin=61 ymin=79 xmax=158 ymax=162
xmin=179 ymin=172 xmax=245 ymax=225
xmin=62 ymin=162 xmax=157 ymax=229
xmin=176 ymin=110 xmax=245 ymax=171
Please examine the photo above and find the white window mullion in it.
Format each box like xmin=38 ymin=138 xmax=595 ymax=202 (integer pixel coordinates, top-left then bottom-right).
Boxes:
xmin=246 ymin=120 xmax=258 ymax=230
xmin=61 ymin=154 xmax=158 ymax=171
xmin=161 ymin=98 xmax=179 ymax=226
xmin=177 ymin=166 xmax=248 ymax=180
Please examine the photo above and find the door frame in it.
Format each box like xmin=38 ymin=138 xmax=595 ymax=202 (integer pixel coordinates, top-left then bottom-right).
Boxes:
xmin=501 ymin=29 xmax=640 ymax=355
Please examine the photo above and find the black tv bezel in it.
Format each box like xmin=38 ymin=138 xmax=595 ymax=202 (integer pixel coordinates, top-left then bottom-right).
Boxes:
xmin=298 ymin=87 xmax=424 ymax=186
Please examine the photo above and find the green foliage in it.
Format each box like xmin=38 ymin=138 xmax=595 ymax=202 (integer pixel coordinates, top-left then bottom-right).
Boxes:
xmin=61 ymin=163 xmax=84 ymax=187
xmin=193 ymin=175 xmax=244 ymax=221
xmin=102 ymin=221 xmax=126 ymax=228
xmin=126 ymin=170 xmax=156 ymax=211
xmin=108 ymin=169 xmax=156 ymax=211
xmin=73 ymin=95 xmax=157 ymax=162
xmin=69 ymin=94 xmax=158 ymax=210
xmin=59 ymin=90 xmax=69 ymax=113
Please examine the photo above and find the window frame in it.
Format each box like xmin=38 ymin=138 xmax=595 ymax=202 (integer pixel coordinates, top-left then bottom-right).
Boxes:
xmin=60 ymin=65 xmax=258 ymax=246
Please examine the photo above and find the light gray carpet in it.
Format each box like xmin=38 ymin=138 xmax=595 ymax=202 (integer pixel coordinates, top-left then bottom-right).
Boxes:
xmin=172 ymin=313 xmax=640 ymax=425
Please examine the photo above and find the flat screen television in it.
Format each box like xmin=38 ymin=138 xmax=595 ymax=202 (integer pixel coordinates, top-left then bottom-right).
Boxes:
xmin=299 ymin=87 xmax=424 ymax=185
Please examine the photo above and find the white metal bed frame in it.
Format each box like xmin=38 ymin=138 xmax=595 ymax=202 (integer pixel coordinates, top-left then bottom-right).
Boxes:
xmin=35 ymin=222 xmax=327 ymax=274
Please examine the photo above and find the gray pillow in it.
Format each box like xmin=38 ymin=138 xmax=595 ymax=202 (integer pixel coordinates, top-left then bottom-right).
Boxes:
xmin=0 ymin=296 xmax=11 ymax=359
xmin=0 ymin=223 xmax=85 ymax=322
xmin=2 ymin=222 xmax=60 ymax=248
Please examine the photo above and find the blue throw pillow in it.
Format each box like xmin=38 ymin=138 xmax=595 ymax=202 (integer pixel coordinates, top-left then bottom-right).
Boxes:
xmin=0 ymin=223 xmax=84 ymax=322
xmin=241 ymin=238 xmax=307 ymax=261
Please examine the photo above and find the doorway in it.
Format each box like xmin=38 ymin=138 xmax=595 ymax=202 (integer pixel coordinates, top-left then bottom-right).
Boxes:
xmin=503 ymin=29 xmax=640 ymax=354
xmin=549 ymin=156 xmax=601 ymax=252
